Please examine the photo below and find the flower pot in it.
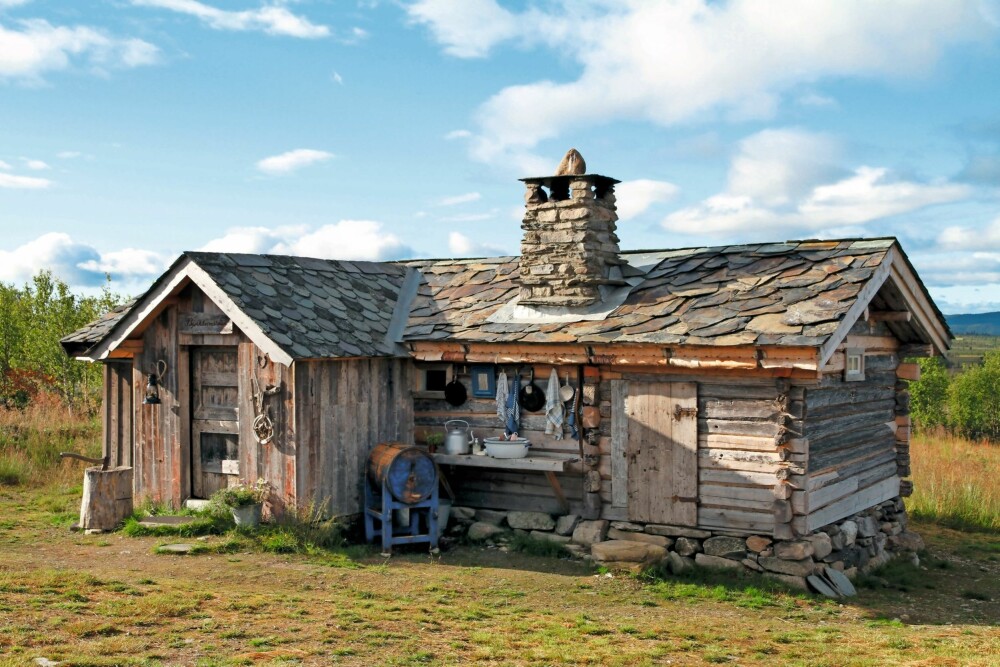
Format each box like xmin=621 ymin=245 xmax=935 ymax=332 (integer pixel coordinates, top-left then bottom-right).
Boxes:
xmin=231 ymin=503 xmax=262 ymax=527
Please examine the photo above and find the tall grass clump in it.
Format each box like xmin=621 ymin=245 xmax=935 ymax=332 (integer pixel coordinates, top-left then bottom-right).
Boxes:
xmin=909 ymin=430 xmax=1000 ymax=532
xmin=0 ymin=393 xmax=101 ymax=487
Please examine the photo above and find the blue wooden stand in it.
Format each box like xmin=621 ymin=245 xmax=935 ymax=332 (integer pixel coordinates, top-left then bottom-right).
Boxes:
xmin=364 ymin=476 xmax=439 ymax=553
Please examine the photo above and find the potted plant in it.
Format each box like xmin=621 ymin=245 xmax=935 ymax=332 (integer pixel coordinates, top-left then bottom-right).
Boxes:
xmin=425 ymin=432 xmax=444 ymax=454
xmin=218 ymin=478 xmax=269 ymax=527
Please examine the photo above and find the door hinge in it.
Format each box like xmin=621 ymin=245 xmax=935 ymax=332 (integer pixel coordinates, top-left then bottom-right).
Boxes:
xmin=673 ymin=495 xmax=697 ymax=503
xmin=673 ymin=405 xmax=697 ymax=420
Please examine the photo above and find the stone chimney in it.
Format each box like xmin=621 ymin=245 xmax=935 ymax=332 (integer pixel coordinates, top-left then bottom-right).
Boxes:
xmin=518 ymin=149 xmax=624 ymax=308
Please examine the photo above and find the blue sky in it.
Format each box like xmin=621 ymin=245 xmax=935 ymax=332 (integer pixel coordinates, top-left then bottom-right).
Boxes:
xmin=2 ymin=0 xmax=1000 ymax=313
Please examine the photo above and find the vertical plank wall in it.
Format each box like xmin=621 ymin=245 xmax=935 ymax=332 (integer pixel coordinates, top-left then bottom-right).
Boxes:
xmin=102 ymin=360 xmax=133 ymax=469
xmin=295 ymin=358 xmax=414 ymax=517
xmin=236 ymin=338 xmax=295 ymax=514
xmin=132 ymin=306 xmax=180 ymax=505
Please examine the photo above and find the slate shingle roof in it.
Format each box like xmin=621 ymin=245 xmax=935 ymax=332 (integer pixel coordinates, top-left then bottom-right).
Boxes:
xmin=64 ymin=238 xmax=938 ymax=359
xmin=60 ymin=300 xmax=136 ymax=356
xmin=186 ymin=252 xmax=409 ymax=359
xmin=400 ymin=239 xmax=899 ymax=348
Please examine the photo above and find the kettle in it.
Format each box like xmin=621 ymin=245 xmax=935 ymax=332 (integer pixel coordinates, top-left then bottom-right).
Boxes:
xmin=444 ymin=420 xmax=471 ymax=455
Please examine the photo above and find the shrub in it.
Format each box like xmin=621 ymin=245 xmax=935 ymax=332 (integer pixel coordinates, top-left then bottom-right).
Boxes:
xmin=947 ymin=350 xmax=1000 ymax=442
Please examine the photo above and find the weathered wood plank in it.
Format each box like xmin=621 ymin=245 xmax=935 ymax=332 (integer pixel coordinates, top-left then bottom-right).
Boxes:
xmin=610 ymin=380 xmax=628 ymax=508
xmin=797 ymin=476 xmax=900 ymax=533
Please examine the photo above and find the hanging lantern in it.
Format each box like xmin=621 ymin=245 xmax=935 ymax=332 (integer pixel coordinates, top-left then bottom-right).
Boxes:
xmin=143 ymin=360 xmax=168 ymax=406
xmin=143 ymin=373 xmax=161 ymax=405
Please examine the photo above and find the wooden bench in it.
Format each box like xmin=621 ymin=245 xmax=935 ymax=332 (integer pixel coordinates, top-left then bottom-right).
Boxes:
xmin=430 ymin=452 xmax=580 ymax=513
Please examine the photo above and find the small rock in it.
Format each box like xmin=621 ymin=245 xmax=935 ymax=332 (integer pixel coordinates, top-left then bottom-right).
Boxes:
xmin=571 ymin=519 xmax=609 ymax=546
xmin=450 ymin=506 xmax=476 ymax=523
xmin=763 ymin=572 xmax=809 ymax=591
xmin=34 ymin=658 xmax=61 ymax=666
xmin=840 ymin=520 xmax=858 ymax=546
xmin=673 ymin=536 xmax=700 ymax=557
xmin=822 ymin=566 xmax=857 ymax=597
xmin=889 ymin=531 xmax=925 ymax=552
xmin=564 ymin=544 xmax=588 ymax=558
xmin=820 ymin=524 xmax=841 ymax=537
xmin=667 ymin=551 xmax=694 ymax=574
xmin=758 ymin=556 xmax=816 ymax=577
xmin=703 ymin=536 xmax=746 ymax=559
xmin=807 ymin=574 xmax=841 ymax=598
xmin=861 ymin=551 xmax=891 ymax=573
xmin=645 ymin=524 xmax=711 ymax=539
xmin=467 ymin=522 xmax=506 ymax=541
xmin=607 ymin=528 xmax=671 ymax=548
xmin=805 ymin=532 xmax=833 ymax=560
xmin=746 ymin=535 xmax=772 ymax=553
xmin=592 ymin=540 xmax=666 ymax=565
xmin=475 ymin=509 xmax=508 ymax=526
xmin=529 ymin=530 xmax=570 ymax=545
xmin=844 ymin=566 xmax=858 ymax=580
xmin=554 ymin=514 xmax=581 ymax=536
xmin=610 ymin=521 xmax=644 ymax=532
xmin=695 ymin=553 xmax=743 ymax=570
xmin=830 ymin=533 xmax=846 ymax=551
xmin=507 ymin=511 xmax=556 ymax=531
xmin=158 ymin=543 xmax=195 ymax=554
xmin=856 ymin=516 xmax=878 ymax=538
xmin=773 ymin=540 xmax=814 ymax=561
xmin=741 ymin=558 xmax=763 ymax=572
xmin=84 ymin=529 xmax=104 ymax=535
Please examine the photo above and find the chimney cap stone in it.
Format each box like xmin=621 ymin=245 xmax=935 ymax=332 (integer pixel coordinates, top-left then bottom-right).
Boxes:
xmin=555 ymin=148 xmax=586 ymax=175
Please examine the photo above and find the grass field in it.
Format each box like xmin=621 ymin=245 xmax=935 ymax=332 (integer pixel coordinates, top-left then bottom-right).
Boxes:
xmin=946 ymin=335 xmax=1000 ymax=370
xmin=909 ymin=431 xmax=1000 ymax=532
xmin=1 ymin=404 xmax=998 ymax=665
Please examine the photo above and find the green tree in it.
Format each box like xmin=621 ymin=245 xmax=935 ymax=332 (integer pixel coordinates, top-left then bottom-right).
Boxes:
xmin=909 ymin=356 xmax=950 ymax=431
xmin=0 ymin=271 xmax=125 ymax=412
xmin=948 ymin=350 xmax=1000 ymax=442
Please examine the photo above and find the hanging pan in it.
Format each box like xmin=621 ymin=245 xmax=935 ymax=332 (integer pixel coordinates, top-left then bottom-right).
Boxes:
xmin=518 ymin=368 xmax=546 ymax=412
xmin=444 ymin=377 xmax=468 ymax=406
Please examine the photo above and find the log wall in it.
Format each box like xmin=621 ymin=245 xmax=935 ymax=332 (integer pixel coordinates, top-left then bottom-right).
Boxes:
xmin=790 ymin=324 xmax=903 ymax=534
xmin=295 ymin=357 xmax=413 ymax=517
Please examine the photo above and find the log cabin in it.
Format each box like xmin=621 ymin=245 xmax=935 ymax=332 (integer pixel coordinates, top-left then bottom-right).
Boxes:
xmin=62 ymin=150 xmax=949 ymax=559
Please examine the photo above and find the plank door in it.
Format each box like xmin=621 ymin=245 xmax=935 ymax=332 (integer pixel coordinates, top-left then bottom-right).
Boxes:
xmin=191 ymin=347 xmax=240 ymax=498
xmin=625 ymin=381 xmax=698 ymax=525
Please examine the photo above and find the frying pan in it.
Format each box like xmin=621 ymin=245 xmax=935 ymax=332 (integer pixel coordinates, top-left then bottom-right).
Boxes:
xmin=444 ymin=378 xmax=467 ymax=406
xmin=518 ymin=368 xmax=546 ymax=412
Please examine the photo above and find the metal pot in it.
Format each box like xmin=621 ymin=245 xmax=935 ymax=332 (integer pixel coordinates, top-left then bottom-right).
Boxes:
xmin=444 ymin=419 xmax=471 ymax=455
xmin=518 ymin=368 xmax=546 ymax=412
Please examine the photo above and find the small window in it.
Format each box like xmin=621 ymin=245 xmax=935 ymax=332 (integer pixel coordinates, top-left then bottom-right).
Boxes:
xmin=844 ymin=348 xmax=865 ymax=382
xmin=415 ymin=364 xmax=453 ymax=399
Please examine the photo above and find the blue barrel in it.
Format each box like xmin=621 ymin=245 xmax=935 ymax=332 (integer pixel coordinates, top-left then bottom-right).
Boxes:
xmin=367 ymin=442 xmax=437 ymax=504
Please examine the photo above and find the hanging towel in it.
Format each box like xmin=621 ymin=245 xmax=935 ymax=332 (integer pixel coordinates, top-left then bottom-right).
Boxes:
xmin=567 ymin=392 xmax=579 ymax=439
xmin=544 ymin=368 xmax=563 ymax=439
xmin=495 ymin=370 xmax=508 ymax=426
xmin=504 ymin=370 xmax=521 ymax=437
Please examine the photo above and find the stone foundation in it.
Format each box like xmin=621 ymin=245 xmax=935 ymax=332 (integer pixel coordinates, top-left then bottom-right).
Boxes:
xmin=443 ymin=497 xmax=922 ymax=597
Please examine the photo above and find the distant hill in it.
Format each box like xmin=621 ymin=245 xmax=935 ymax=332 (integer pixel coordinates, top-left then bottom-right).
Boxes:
xmin=947 ymin=312 xmax=1000 ymax=336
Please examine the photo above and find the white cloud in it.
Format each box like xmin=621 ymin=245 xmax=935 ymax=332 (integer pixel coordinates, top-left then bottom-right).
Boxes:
xmin=408 ymin=0 xmax=522 ymax=58
xmin=56 ymin=151 xmax=81 ymax=159
xmin=661 ymin=129 xmax=970 ymax=238
xmin=448 ymin=231 xmax=507 ymax=257
xmin=0 ymin=19 xmax=159 ymax=80
xmin=202 ymin=221 xmax=412 ymax=261
xmin=22 ymin=158 xmax=49 ymax=170
xmin=726 ymin=129 xmax=843 ymax=207
xmin=331 ymin=70 xmax=343 ymax=85
xmin=411 ymin=1 xmax=994 ymax=167
xmin=0 ymin=0 xmax=32 ymax=8
xmin=255 ymin=148 xmax=333 ymax=175
xmin=444 ymin=129 xmax=471 ymax=140
xmin=0 ymin=171 xmax=51 ymax=188
xmin=613 ymin=179 xmax=678 ymax=221
xmin=0 ymin=232 xmax=167 ymax=286
xmin=438 ymin=192 xmax=481 ymax=206
xmin=132 ymin=0 xmax=329 ymax=38
xmin=938 ymin=216 xmax=1000 ymax=251
xmin=0 ymin=160 xmax=11 ymax=170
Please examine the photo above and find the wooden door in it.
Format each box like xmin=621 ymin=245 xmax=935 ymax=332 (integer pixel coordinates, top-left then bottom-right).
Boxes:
xmin=624 ymin=381 xmax=698 ymax=525
xmin=191 ymin=347 xmax=240 ymax=498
